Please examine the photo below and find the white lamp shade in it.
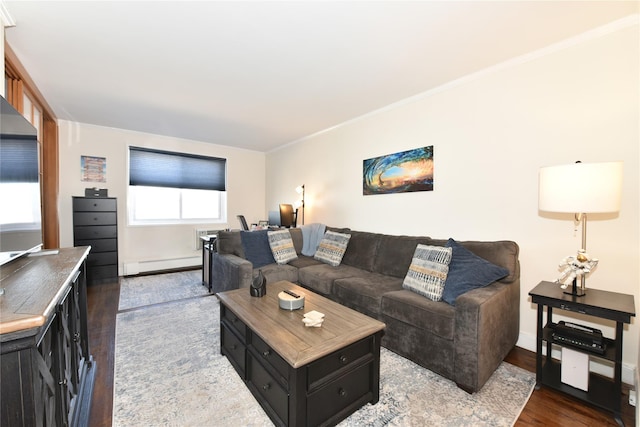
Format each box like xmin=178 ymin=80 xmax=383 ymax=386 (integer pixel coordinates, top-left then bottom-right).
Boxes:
xmin=538 ymin=161 xmax=623 ymax=213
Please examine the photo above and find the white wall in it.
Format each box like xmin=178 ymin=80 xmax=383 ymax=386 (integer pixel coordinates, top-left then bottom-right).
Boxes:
xmin=57 ymin=121 xmax=266 ymax=272
xmin=266 ymin=19 xmax=639 ymax=379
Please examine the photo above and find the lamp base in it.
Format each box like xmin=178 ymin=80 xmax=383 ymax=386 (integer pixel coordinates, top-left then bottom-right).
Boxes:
xmin=563 ymin=278 xmax=586 ymax=297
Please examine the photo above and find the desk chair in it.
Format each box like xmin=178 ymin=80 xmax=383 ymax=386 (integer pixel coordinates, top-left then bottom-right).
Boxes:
xmin=237 ymin=215 xmax=249 ymax=230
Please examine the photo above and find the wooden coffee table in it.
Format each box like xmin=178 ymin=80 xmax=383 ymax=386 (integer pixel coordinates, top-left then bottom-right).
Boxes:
xmin=217 ymin=280 xmax=385 ymax=427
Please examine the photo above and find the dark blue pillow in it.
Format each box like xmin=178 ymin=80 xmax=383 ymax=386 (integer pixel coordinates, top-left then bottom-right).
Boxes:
xmin=442 ymin=238 xmax=509 ymax=306
xmin=240 ymin=230 xmax=275 ymax=268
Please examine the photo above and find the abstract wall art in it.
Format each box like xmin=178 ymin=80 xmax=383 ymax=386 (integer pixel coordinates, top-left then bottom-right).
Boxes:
xmin=363 ymin=146 xmax=433 ymax=195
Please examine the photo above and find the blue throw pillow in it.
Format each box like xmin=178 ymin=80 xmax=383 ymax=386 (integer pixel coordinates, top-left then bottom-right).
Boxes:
xmin=442 ymin=238 xmax=509 ymax=306
xmin=240 ymin=230 xmax=275 ymax=268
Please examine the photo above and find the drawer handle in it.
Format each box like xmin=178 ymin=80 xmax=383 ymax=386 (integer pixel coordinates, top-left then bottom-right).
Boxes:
xmin=262 ymin=349 xmax=271 ymax=357
xmin=59 ymin=379 xmax=67 ymax=386
xmin=339 ymin=355 xmax=348 ymax=364
xmin=262 ymin=383 xmax=271 ymax=391
xmin=73 ymin=332 xmax=81 ymax=342
xmin=338 ymin=388 xmax=347 ymax=397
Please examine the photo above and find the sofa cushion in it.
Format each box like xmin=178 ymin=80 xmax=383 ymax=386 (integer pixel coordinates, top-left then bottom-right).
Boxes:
xmin=373 ymin=235 xmax=433 ymax=278
xmin=381 ymin=289 xmax=455 ymax=340
xmin=402 ymin=244 xmax=452 ymax=301
xmin=216 ymin=230 xmax=245 ymax=258
xmin=340 ymin=230 xmax=381 ymax=271
xmin=442 ymin=238 xmax=509 ymax=305
xmin=257 ymin=263 xmax=299 ymax=285
xmin=267 ymin=229 xmax=298 ymax=264
xmin=297 ymin=263 xmax=364 ymax=295
xmin=333 ymin=274 xmax=403 ymax=319
xmin=287 ymin=255 xmax=324 ymax=269
xmin=314 ymin=231 xmax=351 ymax=267
xmin=289 ymin=227 xmax=304 ymax=254
xmin=240 ymin=230 xmax=275 ymax=268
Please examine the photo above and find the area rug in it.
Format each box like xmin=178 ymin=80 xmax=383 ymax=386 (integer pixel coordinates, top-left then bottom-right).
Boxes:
xmin=118 ymin=269 xmax=209 ymax=311
xmin=113 ymin=276 xmax=535 ymax=427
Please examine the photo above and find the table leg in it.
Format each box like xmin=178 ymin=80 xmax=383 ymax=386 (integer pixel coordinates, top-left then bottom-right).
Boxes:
xmin=535 ymin=303 xmax=543 ymax=388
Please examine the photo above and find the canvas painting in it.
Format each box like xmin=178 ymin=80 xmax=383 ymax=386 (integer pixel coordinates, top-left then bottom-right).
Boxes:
xmin=363 ymin=146 xmax=433 ymax=195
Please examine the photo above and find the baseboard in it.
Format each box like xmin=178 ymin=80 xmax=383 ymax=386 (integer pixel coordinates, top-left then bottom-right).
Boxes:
xmin=123 ymin=256 xmax=201 ymax=276
xmin=517 ymin=331 xmax=636 ymax=386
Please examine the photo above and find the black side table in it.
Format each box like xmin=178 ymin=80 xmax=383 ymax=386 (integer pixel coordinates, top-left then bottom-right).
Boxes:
xmin=529 ymin=281 xmax=635 ymax=426
xmin=201 ymin=235 xmax=216 ymax=292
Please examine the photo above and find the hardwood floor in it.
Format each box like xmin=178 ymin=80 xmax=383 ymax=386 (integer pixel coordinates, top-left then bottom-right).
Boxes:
xmin=86 ymin=277 xmax=635 ymax=427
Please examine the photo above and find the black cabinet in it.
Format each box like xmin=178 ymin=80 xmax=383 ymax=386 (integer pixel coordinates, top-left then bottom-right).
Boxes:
xmin=73 ymin=197 xmax=118 ymax=284
xmin=1 ymin=248 xmax=96 ymax=427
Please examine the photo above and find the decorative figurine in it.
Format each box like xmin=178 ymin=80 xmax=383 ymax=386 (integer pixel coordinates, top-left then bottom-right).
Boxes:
xmin=250 ymin=270 xmax=266 ymax=297
xmin=556 ymin=249 xmax=599 ymax=289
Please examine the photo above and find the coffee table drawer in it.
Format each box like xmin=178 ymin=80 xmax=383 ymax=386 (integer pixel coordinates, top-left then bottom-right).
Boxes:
xmin=251 ymin=333 xmax=289 ymax=384
xmin=307 ymin=362 xmax=373 ymax=425
xmin=307 ymin=337 xmax=373 ymax=387
xmin=248 ymin=354 xmax=288 ymax=424
xmin=222 ymin=325 xmax=246 ymax=375
xmin=221 ymin=306 xmax=247 ymax=339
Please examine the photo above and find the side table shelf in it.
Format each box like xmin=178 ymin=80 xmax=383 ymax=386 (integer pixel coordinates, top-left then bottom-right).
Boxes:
xmin=529 ymin=281 xmax=635 ymax=427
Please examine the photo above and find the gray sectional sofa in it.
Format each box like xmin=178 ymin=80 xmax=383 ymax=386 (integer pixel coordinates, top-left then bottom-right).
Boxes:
xmin=212 ymin=226 xmax=520 ymax=393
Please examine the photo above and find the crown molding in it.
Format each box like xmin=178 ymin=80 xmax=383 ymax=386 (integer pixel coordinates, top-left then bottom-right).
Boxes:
xmin=0 ymin=1 xmax=16 ymax=28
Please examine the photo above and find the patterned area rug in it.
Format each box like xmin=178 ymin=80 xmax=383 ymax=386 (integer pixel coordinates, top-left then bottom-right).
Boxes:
xmin=118 ymin=270 xmax=209 ymax=310
xmin=113 ymin=274 xmax=535 ymax=426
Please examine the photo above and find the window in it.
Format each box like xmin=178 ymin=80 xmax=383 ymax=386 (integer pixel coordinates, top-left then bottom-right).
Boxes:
xmin=128 ymin=147 xmax=227 ymax=225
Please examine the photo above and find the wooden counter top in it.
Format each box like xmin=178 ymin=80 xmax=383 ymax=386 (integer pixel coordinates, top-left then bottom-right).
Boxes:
xmin=0 ymin=247 xmax=90 ymax=336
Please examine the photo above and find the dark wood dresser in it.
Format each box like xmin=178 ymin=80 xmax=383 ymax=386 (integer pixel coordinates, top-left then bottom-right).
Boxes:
xmin=0 ymin=247 xmax=96 ymax=427
xmin=72 ymin=196 xmax=118 ymax=284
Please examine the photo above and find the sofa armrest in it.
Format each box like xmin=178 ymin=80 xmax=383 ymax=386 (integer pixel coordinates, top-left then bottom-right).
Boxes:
xmin=211 ymin=252 xmax=254 ymax=292
xmin=453 ymin=278 xmax=520 ymax=392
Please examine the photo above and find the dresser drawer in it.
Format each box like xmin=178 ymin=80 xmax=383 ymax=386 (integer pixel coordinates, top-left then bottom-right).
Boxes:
xmin=307 ymin=337 xmax=373 ymax=388
xmin=221 ymin=306 xmax=247 ymax=340
xmin=73 ymin=212 xmax=117 ymax=226
xmin=75 ymin=238 xmax=117 ymax=253
xmin=221 ymin=325 xmax=246 ymax=376
xmin=248 ymin=354 xmax=288 ymax=424
xmin=74 ymin=225 xmax=117 ymax=240
xmin=250 ymin=333 xmax=289 ymax=385
xmin=87 ymin=251 xmax=118 ymax=267
xmin=73 ymin=197 xmax=117 ymax=212
xmin=307 ymin=362 xmax=372 ymax=426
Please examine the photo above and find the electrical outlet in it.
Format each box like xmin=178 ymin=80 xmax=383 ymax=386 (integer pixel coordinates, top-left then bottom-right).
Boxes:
xmin=629 ymin=390 xmax=636 ymax=407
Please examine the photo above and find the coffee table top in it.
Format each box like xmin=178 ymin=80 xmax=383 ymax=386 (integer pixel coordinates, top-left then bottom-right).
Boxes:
xmin=217 ymin=280 xmax=386 ymax=368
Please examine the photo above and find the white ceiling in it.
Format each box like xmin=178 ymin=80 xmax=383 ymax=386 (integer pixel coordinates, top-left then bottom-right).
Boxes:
xmin=3 ymin=1 xmax=638 ymax=152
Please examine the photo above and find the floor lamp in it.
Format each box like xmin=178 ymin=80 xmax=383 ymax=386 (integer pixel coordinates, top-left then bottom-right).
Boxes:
xmin=295 ymin=184 xmax=305 ymax=226
xmin=538 ymin=161 xmax=623 ymax=296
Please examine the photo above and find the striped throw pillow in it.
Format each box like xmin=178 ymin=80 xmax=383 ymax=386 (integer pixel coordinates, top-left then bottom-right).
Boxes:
xmin=314 ymin=231 xmax=351 ymax=267
xmin=402 ymin=244 xmax=452 ymax=301
xmin=267 ymin=229 xmax=298 ymax=264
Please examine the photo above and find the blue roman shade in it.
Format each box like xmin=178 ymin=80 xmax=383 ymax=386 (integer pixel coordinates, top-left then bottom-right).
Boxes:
xmin=0 ymin=139 xmax=39 ymax=183
xmin=129 ymin=146 xmax=226 ymax=191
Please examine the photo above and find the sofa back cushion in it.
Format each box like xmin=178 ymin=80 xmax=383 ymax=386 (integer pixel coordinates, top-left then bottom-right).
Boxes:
xmin=373 ymin=235 xmax=433 ymax=278
xmin=340 ymin=230 xmax=381 ymax=271
xmin=216 ymin=230 xmax=244 ymax=258
xmin=289 ymin=227 xmax=304 ymax=254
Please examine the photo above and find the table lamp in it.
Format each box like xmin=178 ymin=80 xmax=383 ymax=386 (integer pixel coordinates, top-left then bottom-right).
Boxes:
xmin=538 ymin=161 xmax=623 ymax=296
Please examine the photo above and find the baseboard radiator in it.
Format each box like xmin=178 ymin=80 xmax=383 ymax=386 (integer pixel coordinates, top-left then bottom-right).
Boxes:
xmin=123 ymin=256 xmax=200 ymax=276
